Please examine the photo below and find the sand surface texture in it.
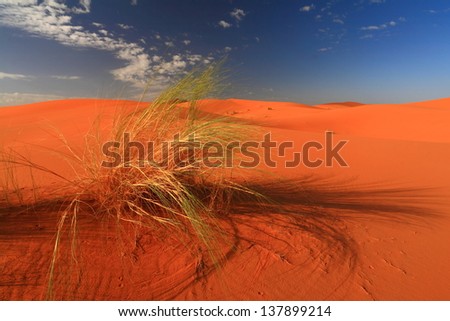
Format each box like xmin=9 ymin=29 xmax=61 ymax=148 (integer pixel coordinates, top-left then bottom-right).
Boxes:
xmin=1 ymin=98 xmax=449 ymax=300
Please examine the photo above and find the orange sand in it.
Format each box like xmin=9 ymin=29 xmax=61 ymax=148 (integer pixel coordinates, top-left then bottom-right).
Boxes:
xmin=0 ymin=98 xmax=449 ymax=300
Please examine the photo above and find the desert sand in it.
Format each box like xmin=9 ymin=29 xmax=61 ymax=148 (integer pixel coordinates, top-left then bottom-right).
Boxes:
xmin=0 ymin=97 xmax=449 ymax=300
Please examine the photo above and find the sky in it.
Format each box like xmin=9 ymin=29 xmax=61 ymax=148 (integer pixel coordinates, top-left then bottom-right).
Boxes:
xmin=1 ymin=0 xmax=450 ymax=106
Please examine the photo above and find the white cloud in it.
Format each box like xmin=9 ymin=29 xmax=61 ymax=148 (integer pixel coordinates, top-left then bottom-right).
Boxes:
xmin=164 ymin=41 xmax=174 ymax=47
xmin=187 ymin=54 xmax=201 ymax=61
xmin=72 ymin=0 xmax=91 ymax=14
xmin=224 ymin=46 xmax=232 ymax=52
xmin=300 ymin=5 xmax=315 ymax=12
xmin=51 ymin=75 xmax=80 ymax=80
xmin=118 ymin=23 xmax=133 ymax=30
xmin=0 ymin=0 xmax=37 ymax=4
xmin=0 ymin=92 xmax=69 ymax=106
xmin=361 ymin=20 xmax=398 ymax=31
xmin=80 ymin=0 xmax=91 ymax=10
xmin=186 ymin=55 xmax=209 ymax=66
xmin=369 ymin=0 xmax=385 ymax=3
xmin=131 ymin=0 xmax=137 ymax=5
xmin=155 ymin=55 xmax=187 ymax=75
xmin=333 ymin=18 xmax=344 ymax=24
xmin=218 ymin=20 xmax=232 ymax=28
xmin=111 ymin=50 xmax=151 ymax=84
xmin=183 ymin=39 xmax=191 ymax=45
xmin=425 ymin=8 xmax=450 ymax=14
xmin=0 ymin=1 xmax=209 ymax=93
xmin=0 ymin=1 xmax=154 ymax=87
xmin=0 ymin=71 xmax=79 ymax=81
xmin=0 ymin=2 xmax=151 ymax=88
xmin=230 ymin=8 xmax=246 ymax=21
xmin=0 ymin=71 xmax=33 ymax=80
xmin=361 ymin=25 xmax=383 ymax=31
xmin=318 ymin=47 xmax=332 ymax=52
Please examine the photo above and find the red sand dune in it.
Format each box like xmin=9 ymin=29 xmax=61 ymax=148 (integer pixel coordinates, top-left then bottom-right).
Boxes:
xmin=0 ymin=98 xmax=449 ymax=300
xmin=316 ymin=101 xmax=365 ymax=108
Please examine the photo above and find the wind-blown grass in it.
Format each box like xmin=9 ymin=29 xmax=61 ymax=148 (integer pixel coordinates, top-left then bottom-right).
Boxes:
xmin=0 ymin=64 xmax=265 ymax=299
xmin=0 ymin=147 xmax=24 ymax=206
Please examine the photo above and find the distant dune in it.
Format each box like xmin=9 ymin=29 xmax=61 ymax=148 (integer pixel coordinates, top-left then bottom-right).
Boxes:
xmin=1 ymin=98 xmax=449 ymax=300
xmin=318 ymin=101 xmax=365 ymax=107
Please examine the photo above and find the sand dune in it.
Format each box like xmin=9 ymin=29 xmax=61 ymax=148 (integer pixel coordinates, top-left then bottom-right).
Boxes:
xmin=0 ymin=98 xmax=449 ymax=300
xmin=316 ymin=101 xmax=365 ymax=108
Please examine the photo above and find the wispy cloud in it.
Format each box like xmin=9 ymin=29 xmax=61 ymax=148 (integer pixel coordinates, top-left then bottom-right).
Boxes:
xmin=359 ymin=17 xmax=405 ymax=41
xmin=72 ymin=0 xmax=91 ymax=14
xmin=118 ymin=23 xmax=133 ymax=30
xmin=130 ymin=0 xmax=137 ymax=6
xmin=0 ymin=1 xmax=208 ymax=92
xmin=218 ymin=20 xmax=232 ymax=28
xmin=1 ymin=71 xmax=80 ymax=81
xmin=0 ymin=92 xmax=69 ymax=106
xmin=300 ymin=4 xmax=315 ymax=12
xmin=0 ymin=0 xmax=37 ymax=4
xmin=426 ymin=8 xmax=450 ymax=14
xmin=186 ymin=54 xmax=202 ymax=65
xmin=51 ymin=75 xmax=80 ymax=80
xmin=218 ymin=8 xmax=245 ymax=29
xmin=0 ymin=71 xmax=33 ymax=80
xmin=230 ymin=8 xmax=246 ymax=21
xmin=361 ymin=20 xmax=398 ymax=31
xmin=0 ymin=1 xmax=150 ymax=87
xmin=318 ymin=47 xmax=332 ymax=52
xmin=92 ymin=22 xmax=104 ymax=28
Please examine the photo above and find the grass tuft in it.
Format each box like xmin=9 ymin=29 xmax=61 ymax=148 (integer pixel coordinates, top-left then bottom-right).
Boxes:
xmin=0 ymin=63 xmax=265 ymax=299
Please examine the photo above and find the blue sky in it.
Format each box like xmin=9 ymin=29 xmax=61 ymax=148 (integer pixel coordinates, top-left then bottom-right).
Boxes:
xmin=1 ymin=0 xmax=450 ymax=106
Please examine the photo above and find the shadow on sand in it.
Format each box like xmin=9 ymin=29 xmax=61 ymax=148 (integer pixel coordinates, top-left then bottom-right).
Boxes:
xmin=131 ymin=175 xmax=442 ymax=299
xmin=0 ymin=175 xmax=443 ymax=299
